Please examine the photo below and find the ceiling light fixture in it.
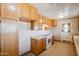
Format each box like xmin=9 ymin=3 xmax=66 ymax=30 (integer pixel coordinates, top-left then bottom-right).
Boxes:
xmin=8 ymin=4 xmax=16 ymax=12
xmin=58 ymin=13 xmax=64 ymax=18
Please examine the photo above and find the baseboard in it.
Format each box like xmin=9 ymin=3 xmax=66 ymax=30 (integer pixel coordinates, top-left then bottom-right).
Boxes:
xmin=20 ymin=50 xmax=31 ymax=56
xmin=54 ymin=39 xmax=72 ymax=44
xmin=54 ymin=39 xmax=61 ymax=42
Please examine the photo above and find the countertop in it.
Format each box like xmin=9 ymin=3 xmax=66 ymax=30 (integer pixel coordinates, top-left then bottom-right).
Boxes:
xmin=31 ymin=34 xmax=53 ymax=40
xmin=73 ymin=34 xmax=79 ymax=55
xmin=30 ymin=30 xmax=53 ymax=40
xmin=31 ymin=36 xmax=46 ymax=40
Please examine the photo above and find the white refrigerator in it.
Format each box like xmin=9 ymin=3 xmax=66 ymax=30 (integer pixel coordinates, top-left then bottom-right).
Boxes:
xmin=18 ymin=21 xmax=31 ymax=55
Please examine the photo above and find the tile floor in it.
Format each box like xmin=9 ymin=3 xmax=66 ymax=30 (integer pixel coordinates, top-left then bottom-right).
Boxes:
xmin=25 ymin=41 xmax=77 ymax=56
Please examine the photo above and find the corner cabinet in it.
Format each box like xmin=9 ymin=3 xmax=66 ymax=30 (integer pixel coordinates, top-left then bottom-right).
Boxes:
xmin=0 ymin=3 xmax=20 ymax=20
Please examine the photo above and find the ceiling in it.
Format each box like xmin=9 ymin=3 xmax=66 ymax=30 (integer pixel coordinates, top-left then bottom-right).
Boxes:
xmin=30 ymin=3 xmax=79 ymax=20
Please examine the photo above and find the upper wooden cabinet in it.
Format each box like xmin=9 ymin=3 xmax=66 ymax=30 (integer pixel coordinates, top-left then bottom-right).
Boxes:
xmin=30 ymin=6 xmax=38 ymax=21
xmin=46 ymin=18 xmax=57 ymax=27
xmin=52 ymin=19 xmax=57 ymax=26
xmin=20 ymin=3 xmax=31 ymax=20
xmin=42 ymin=16 xmax=46 ymax=23
xmin=38 ymin=15 xmax=43 ymax=25
xmin=0 ymin=3 xmax=20 ymax=20
xmin=77 ymin=16 xmax=79 ymax=30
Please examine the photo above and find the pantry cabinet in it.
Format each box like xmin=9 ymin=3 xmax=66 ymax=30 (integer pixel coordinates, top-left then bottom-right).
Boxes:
xmin=0 ymin=3 xmax=20 ymax=20
xmin=31 ymin=38 xmax=46 ymax=55
xmin=1 ymin=20 xmax=18 ymax=56
xmin=30 ymin=6 xmax=38 ymax=21
xmin=0 ymin=20 xmax=1 ymax=55
xmin=20 ymin=3 xmax=31 ymax=20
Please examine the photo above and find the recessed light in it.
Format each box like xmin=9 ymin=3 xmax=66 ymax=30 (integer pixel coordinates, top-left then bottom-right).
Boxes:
xmin=60 ymin=15 xmax=64 ymax=18
xmin=58 ymin=13 xmax=64 ymax=18
xmin=8 ymin=4 xmax=16 ymax=12
xmin=39 ymin=19 xmax=43 ymax=22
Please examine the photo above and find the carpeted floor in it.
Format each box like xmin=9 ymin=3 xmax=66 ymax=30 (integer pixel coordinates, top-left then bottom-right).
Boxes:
xmin=25 ymin=41 xmax=77 ymax=56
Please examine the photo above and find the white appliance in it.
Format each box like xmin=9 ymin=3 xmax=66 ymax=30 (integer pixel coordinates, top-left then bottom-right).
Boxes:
xmin=18 ymin=21 xmax=31 ymax=55
xmin=46 ymin=35 xmax=52 ymax=49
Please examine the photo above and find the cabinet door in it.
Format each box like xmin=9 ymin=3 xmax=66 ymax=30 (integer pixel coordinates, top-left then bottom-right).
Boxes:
xmin=52 ymin=19 xmax=57 ymax=26
xmin=47 ymin=19 xmax=57 ymax=27
xmin=37 ymin=39 xmax=43 ymax=54
xmin=31 ymin=39 xmax=38 ymax=54
xmin=30 ymin=6 xmax=38 ymax=20
xmin=42 ymin=16 xmax=46 ymax=24
xmin=20 ymin=3 xmax=31 ymax=20
xmin=77 ymin=16 xmax=79 ymax=30
xmin=42 ymin=39 xmax=46 ymax=51
xmin=0 ymin=21 xmax=1 ymax=55
xmin=38 ymin=15 xmax=43 ymax=26
xmin=1 ymin=3 xmax=20 ymax=20
xmin=1 ymin=20 xmax=18 ymax=56
xmin=31 ymin=39 xmax=46 ymax=55
xmin=48 ymin=20 xmax=53 ymax=26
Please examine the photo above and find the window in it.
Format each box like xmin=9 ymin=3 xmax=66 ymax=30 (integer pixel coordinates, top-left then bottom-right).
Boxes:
xmin=62 ymin=23 xmax=70 ymax=32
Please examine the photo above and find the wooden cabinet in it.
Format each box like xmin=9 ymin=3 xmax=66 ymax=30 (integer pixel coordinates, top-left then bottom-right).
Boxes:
xmin=1 ymin=20 xmax=18 ymax=56
xmin=20 ymin=3 xmax=31 ymax=20
xmin=30 ymin=20 xmax=35 ymax=30
xmin=30 ymin=6 xmax=38 ymax=20
xmin=37 ymin=15 xmax=43 ymax=26
xmin=42 ymin=39 xmax=46 ymax=51
xmin=42 ymin=16 xmax=46 ymax=23
xmin=0 ymin=20 xmax=1 ymax=55
xmin=31 ymin=38 xmax=46 ymax=55
xmin=77 ymin=16 xmax=79 ymax=30
xmin=52 ymin=19 xmax=57 ymax=26
xmin=46 ymin=18 xmax=57 ymax=27
xmin=0 ymin=3 xmax=20 ymax=20
xmin=33 ymin=14 xmax=43 ymax=30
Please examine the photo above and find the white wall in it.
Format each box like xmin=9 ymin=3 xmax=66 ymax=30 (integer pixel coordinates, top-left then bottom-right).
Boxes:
xmin=52 ymin=18 xmax=79 ymax=41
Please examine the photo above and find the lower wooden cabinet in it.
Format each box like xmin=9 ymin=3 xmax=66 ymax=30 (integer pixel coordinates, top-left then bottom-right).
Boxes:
xmin=31 ymin=38 xmax=46 ymax=55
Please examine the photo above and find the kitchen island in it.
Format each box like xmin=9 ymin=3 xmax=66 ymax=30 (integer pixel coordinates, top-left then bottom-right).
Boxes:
xmin=31 ymin=36 xmax=46 ymax=55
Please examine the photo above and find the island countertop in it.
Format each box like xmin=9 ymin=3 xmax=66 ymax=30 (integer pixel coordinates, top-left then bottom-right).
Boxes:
xmin=31 ymin=36 xmax=46 ymax=40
